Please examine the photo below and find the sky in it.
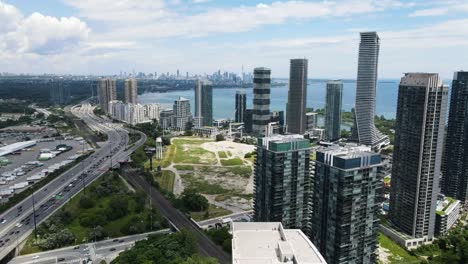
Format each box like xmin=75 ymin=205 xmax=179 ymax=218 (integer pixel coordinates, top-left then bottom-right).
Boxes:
xmin=1 ymin=0 xmax=468 ymax=78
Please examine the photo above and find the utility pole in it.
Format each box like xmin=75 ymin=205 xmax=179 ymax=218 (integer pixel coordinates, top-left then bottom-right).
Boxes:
xmin=32 ymin=191 xmax=38 ymax=239
xmin=81 ymin=141 xmax=86 ymax=194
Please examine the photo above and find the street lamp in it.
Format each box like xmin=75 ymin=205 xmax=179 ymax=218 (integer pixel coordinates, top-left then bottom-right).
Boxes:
xmin=144 ymin=148 xmax=156 ymax=172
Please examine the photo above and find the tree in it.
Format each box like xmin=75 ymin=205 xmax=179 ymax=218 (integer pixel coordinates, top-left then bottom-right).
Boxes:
xmin=181 ymin=190 xmax=208 ymax=212
xmin=79 ymin=195 xmax=95 ymax=209
xmin=215 ymin=134 xmax=225 ymax=142
xmin=341 ymin=129 xmax=351 ymax=138
xmin=106 ymin=196 xmax=129 ymax=220
xmin=111 ymin=229 xmax=210 ymax=264
xmin=89 ymin=225 xmax=107 ymax=241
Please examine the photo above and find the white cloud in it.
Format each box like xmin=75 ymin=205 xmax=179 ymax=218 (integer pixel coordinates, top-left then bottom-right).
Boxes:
xmin=63 ymin=0 xmax=168 ymax=23
xmin=409 ymin=7 xmax=448 ymax=17
xmin=0 ymin=1 xmax=90 ymax=55
xmin=192 ymin=0 xmax=210 ymax=3
xmin=409 ymin=1 xmax=468 ymax=17
xmin=63 ymin=0 xmax=412 ymax=39
xmin=0 ymin=1 xmax=22 ymax=33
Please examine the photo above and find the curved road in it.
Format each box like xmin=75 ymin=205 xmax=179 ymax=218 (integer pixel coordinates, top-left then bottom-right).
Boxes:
xmin=0 ymin=103 xmax=146 ymax=262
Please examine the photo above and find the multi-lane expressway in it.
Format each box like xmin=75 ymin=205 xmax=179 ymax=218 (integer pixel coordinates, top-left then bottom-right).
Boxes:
xmin=0 ymin=103 xmax=146 ymax=262
xmin=9 ymin=230 xmax=171 ymax=264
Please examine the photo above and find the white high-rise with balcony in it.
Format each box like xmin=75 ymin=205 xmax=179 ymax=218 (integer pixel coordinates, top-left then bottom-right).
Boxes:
xmin=351 ymin=32 xmax=389 ymax=149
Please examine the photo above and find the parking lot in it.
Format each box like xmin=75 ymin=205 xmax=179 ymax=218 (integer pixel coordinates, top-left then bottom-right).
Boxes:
xmin=0 ymin=138 xmax=91 ymax=197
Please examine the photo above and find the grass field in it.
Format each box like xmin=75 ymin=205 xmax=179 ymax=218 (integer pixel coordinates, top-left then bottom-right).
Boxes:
xmin=154 ymin=170 xmax=175 ymax=192
xmin=145 ymin=144 xmax=175 ymax=169
xmin=225 ymin=166 xmax=252 ymax=178
xmin=180 ymin=173 xmax=229 ymax=195
xmin=220 ymin=157 xmax=243 ymax=166
xmin=218 ymin=151 xmax=228 ymax=159
xmin=378 ymin=233 xmax=421 ymax=264
xmin=173 ymin=139 xmax=217 ymax=165
xmin=174 ymin=165 xmax=194 ymax=171
xmin=190 ymin=204 xmax=232 ymax=221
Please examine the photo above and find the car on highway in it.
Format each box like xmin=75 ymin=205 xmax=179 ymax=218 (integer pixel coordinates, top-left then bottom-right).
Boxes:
xmin=109 ymin=248 xmax=116 ymax=251
xmin=58 ymin=257 xmax=66 ymax=261
xmin=0 ymin=219 xmax=6 ymax=224
xmin=32 ymin=255 xmax=39 ymax=259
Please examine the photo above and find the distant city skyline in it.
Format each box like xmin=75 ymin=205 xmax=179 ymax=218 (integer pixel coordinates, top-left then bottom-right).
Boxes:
xmin=1 ymin=1 xmax=468 ymax=78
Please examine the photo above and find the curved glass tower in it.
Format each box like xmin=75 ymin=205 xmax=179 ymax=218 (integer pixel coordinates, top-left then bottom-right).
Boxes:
xmin=351 ymin=32 xmax=389 ymax=149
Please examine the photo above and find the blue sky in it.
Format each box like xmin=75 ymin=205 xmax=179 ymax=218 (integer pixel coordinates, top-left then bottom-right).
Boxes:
xmin=1 ymin=0 xmax=468 ymax=78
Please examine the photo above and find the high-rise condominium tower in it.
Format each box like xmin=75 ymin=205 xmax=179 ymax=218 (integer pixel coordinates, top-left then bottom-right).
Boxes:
xmin=194 ymin=80 xmax=213 ymax=127
xmin=98 ymin=78 xmax=117 ymax=113
xmin=442 ymin=71 xmax=468 ymax=202
xmin=390 ymin=73 xmax=448 ymax=242
xmin=124 ymin=78 xmax=138 ymax=104
xmin=312 ymin=145 xmax=382 ymax=264
xmin=325 ymin=80 xmax=343 ymax=141
xmin=252 ymin=67 xmax=271 ymax=136
xmin=254 ymin=134 xmax=311 ymax=233
xmin=351 ymin=32 xmax=389 ymax=149
xmin=173 ymin=97 xmax=191 ymax=131
xmin=50 ymin=80 xmax=70 ymax=105
xmin=286 ymin=59 xmax=308 ymax=134
xmin=235 ymin=90 xmax=246 ymax=123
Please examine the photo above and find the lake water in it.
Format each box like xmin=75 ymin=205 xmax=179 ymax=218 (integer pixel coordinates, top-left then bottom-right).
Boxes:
xmin=139 ymin=80 xmax=401 ymax=120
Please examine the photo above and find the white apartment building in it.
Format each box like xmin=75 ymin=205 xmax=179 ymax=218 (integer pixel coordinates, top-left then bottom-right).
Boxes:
xmin=231 ymin=222 xmax=327 ymax=264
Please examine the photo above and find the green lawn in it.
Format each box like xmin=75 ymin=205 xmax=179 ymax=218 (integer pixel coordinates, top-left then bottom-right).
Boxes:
xmin=173 ymin=139 xmax=217 ymax=165
xmin=220 ymin=157 xmax=243 ymax=166
xmin=190 ymin=204 xmax=232 ymax=221
xmin=154 ymin=170 xmax=175 ymax=192
xmin=218 ymin=151 xmax=228 ymax=159
xmin=378 ymin=233 xmax=421 ymax=264
xmin=174 ymin=165 xmax=194 ymax=171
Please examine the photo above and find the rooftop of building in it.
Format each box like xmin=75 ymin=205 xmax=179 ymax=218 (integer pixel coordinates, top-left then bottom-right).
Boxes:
xmin=317 ymin=144 xmax=373 ymax=158
xmin=0 ymin=140 xmax=37 ymax=157
xmin=400 ymin=73 xmax=442 ymax=87
xmin=259 ymin=134 xmax=310 ymax=152
xmin=232 ymin=222 xmax=327 ymax=264
xmin=436 ymin=195 xmax=460 ymax=216
xmin=176 ymin=96 xmax=189 ymax=101
xmin=326 ymin=80 xmax=343 ymax=84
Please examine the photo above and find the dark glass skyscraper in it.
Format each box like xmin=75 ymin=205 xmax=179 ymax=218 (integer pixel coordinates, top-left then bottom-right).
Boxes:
xmin=325 ymin=80 xmax=343 ymax=141
xmin=235 ymin=90 xmax=246 ymax=123
xmin=286 ymin=59 xmax=308 ymax=134
xmin=194 ymin=80 xmax=213 ymax=127
xmin=97 ymin=78 xmax=116 ymax=113
xmin=390 ymin=73 xmax=448 ymax=242
xmin=442 ymin=71 xmax=468 ymax=202
xmin=351 ymin=32 xmax=389 ymax=149
xmin=254 ymin=135 xmax=311 ymax=232
xmin=252 ymin=67 xmax=271 ymax=136
xmin=312 ymin=145 xmax=382 ymax=264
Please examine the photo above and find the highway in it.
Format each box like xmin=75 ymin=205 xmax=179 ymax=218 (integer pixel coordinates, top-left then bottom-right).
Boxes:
xmin=0 ymin=103 xmax=146 ymax=262
xmin=121 ymin=165 xmax=232 ymax=264
xmin=9 ymin=230 xmax=171 ymax=264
